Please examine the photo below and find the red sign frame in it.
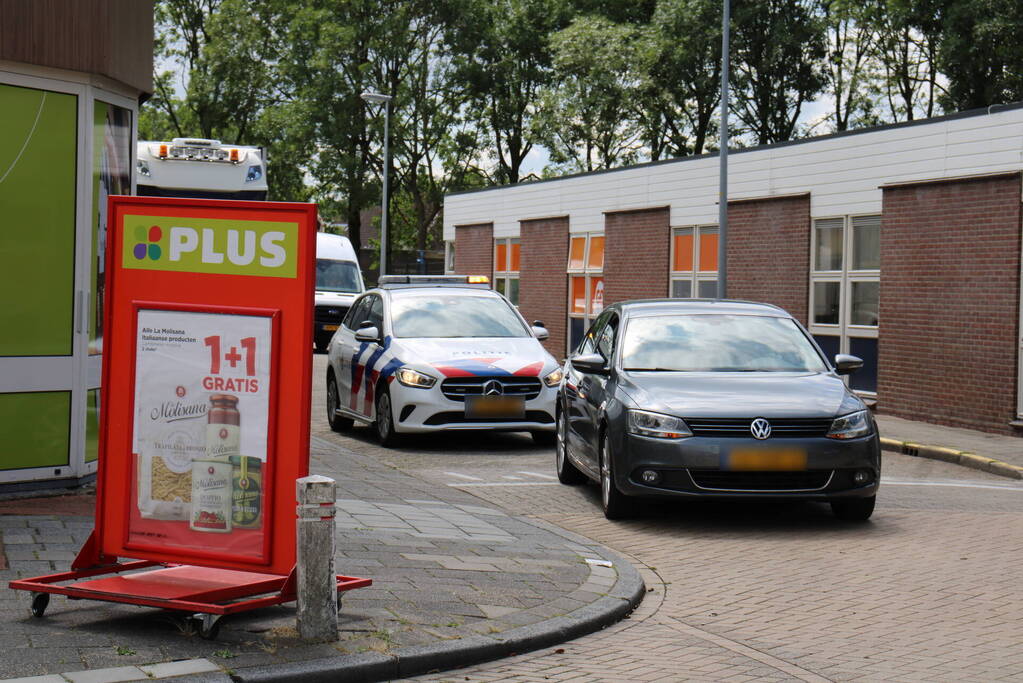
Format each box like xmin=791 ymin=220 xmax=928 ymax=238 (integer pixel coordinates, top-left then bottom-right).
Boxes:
xmin=94 ymin=196 xmax=316 ymax=576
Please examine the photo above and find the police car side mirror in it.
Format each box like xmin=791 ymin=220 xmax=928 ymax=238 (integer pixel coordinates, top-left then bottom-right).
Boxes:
xmin=532 ymin=324 xmax=549 ymax=341
xmin=355 ymin=326 xmax=381 ymax=343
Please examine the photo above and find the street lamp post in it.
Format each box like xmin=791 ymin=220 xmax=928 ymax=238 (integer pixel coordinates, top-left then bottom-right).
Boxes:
xmin=361 ymin=91 xmax=393 ymax=277
xmin=717 ymin=0 xmax=730 ymax=299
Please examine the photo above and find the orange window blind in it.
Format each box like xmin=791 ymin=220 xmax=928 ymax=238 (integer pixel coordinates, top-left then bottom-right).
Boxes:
xmin=509 ymin=241 xmax=521 ymax=272
xmin=495 ymin=242 xmax=508 ymax=273
xmin=673 ymin=231 xmax=694 ymax=271
xmin=587 ymin=236 xmax=604 ymax=270
xmin=569 ymin=237 xmax=586 ymax=270
xmin=699 ymin=231 xmax=719 ymax=272
xmin=570 ymin=276 xmax=587 ymax=313
xmin=589 ymin=277 xmax=605 ymax=314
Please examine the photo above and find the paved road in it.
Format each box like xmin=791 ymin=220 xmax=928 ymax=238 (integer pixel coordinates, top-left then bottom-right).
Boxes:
xmin=311 ymin=355 xmax=1023 ymax=682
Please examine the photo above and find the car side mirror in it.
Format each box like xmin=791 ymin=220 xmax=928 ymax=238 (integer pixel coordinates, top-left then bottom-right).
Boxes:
xmin=355 ymin=325 xmax=381 ymax=343
xmin=571 ymin=352 xmax=609 ymax=375
xmin=834 ymin=353 xmax=863 ymax=376
xmin=531 ymin=324 xmax=549 ymax=341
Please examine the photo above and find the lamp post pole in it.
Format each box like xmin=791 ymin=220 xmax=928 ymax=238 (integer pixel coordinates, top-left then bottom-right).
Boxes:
xmin=361 ymin=91 xmax=393 ymax=278
xmin=717 ymin=0 xmax=730 ymax=299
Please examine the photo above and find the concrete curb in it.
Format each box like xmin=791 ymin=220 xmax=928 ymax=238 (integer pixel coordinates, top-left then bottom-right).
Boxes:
xmin=232 ymin=542 xmax=645 ymax=683
xmin=880 ymin=437 xmax=1023 ymax=480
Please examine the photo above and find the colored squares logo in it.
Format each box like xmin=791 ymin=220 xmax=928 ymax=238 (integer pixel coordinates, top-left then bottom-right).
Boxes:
xmin=133 ymin=225 xmax=163 ymax=261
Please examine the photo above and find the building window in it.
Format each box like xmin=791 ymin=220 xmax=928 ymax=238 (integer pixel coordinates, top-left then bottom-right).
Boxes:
xmin=809 ymin=215 xmax=880 ymax=394
xmin=670 ymin=226 xmax=718 ymax=298
xmin=494 ymin=237 xmax=520 ymax=305
xmin=444 ymin=240 xmax=455 ymax=274
xmin=568 ymin=233 xmax=604 ymax=352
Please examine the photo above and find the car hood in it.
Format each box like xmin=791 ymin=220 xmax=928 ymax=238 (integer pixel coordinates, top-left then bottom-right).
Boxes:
xmin=315 ymin=291 xmax=359 ymax=306
xmin=616 ymin=371 xmax=864 ymax=418
xmin=393 ymin=337 xmax=556 ymax=378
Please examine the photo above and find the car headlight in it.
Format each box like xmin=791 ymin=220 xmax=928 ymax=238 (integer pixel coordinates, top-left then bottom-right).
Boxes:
xmin=396 ymin=368 xmax=436 ymax=389
xmin=826 ymin=410 xmax=873 ymax=440
xmin=542 ymin=367 xmax=564 ymax=387
xmin=626 ymin=409 xmax=692 ymax=439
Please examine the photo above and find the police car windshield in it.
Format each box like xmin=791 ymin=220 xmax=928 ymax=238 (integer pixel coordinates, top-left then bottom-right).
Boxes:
xmin=316 ymin=259 xmax=362 ymax=293
xmin=391 ymin=294 xmax=530 ymax=338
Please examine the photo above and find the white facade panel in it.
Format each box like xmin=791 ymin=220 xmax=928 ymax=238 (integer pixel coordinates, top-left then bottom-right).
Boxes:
xmin=443 ymin=107 xmax=1023 ymax=240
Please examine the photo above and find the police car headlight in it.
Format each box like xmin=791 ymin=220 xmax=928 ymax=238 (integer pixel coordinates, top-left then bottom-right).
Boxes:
xmin=396 ymin=368 xmax=436 ymax=389
xmin=542 ymin=368 xmax=564 ymax=387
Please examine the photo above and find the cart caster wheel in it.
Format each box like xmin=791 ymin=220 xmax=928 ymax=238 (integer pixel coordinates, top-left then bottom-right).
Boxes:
xmin=193 ymin=614 xmax=222 ymax=640
xmin=30 ymin=592 xmax=49 ymax=618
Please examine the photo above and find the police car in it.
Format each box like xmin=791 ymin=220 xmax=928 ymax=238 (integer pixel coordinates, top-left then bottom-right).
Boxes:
xmin=325 ymin=275 xmax=562 ymax=446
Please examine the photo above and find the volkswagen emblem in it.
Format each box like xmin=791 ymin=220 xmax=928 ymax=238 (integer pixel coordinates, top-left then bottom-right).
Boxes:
xmin=750 ymin=418 xmax=772 ymax=440
xmin=483 ymin=380 xmax=504 ymax=396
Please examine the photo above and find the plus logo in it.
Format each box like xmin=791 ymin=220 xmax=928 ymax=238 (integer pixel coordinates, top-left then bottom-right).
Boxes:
xmin=133 ymin=225 xmax=163 ymax=261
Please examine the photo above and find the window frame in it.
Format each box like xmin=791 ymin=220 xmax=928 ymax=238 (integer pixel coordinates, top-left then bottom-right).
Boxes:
xmin=808 ymin=214 xmax=881 ymax=395
xmin=567 ymin=232 xmax=605 ymax=355
xmin=494 ymin=237 xmax=520 ymax=305
xmin=669 ymin=225 xmax=719 ymax=299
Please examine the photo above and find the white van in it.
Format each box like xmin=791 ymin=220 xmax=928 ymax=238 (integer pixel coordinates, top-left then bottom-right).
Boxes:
xmin=314 ymin=233 xmax=365 ymax=352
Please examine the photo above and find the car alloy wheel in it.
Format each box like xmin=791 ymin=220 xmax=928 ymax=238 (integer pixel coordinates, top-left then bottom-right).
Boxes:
xmin=375 ymin=387 xmax=400 ymax=447
xmin=600 ymin=432 xmax=630 ymax=520
xmin=555 ymin=409 xmax=585 ymax=485
xmin=326 ymin=373 xmax=353 ymax=432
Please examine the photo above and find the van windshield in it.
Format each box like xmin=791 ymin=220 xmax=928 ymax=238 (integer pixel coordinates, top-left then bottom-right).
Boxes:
xmin=315 ymin=259 xmax=362 ymax=293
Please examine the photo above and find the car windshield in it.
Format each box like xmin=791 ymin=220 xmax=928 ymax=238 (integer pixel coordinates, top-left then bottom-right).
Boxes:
xmin=621 ymin=314 xmax=827 ymax=372
xmin=391 ymin=294 xmax=529 ymax=338
xmin=316 ymin=259 xmax=362 ymax=293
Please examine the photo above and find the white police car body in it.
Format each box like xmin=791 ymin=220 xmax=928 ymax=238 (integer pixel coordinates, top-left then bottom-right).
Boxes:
xmin=325 ymin=276 xmax=562 ymax=446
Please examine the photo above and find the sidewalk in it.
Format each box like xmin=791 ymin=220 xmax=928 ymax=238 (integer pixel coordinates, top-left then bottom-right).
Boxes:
xmin=0 ymin=435 xmax=644 ymax=683
xmin=2 ymin=414 xmax=1021 ymax=683
xmin=875 ymin=413 xmax=1023 ymax=479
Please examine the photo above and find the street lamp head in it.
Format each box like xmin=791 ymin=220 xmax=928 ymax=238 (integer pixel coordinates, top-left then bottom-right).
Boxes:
xmin=360 ymin=91 xmax=392 ymax=105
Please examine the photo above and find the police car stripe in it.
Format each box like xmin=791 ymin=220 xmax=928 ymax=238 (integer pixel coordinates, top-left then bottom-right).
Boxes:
xmin=359 ymin=337 xmax=392 ymax=413
xmin=349 ymin=342 xmax=370 ymax=410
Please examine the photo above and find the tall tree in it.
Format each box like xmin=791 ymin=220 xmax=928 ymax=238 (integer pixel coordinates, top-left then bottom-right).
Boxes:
xmin=930 ymin=0 xmax=1023 ymax=110
xmin=533 ymin=15 xmax=645 ymax=172
xmin=641 ymin=0 xmax=722 ymax=158
xmin=442 ymin=0 xmax=573 ymax=184
xmin=864 ymin=0 xmax=941 ymax=121
xmin=818 ymin=0 xmax=880 ymax=131
xmin=731 ymin=0 xmax=828 ymax=144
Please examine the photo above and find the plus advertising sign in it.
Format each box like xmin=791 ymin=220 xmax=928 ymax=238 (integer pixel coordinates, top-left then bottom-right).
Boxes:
xmin=99 ymin=197 xmax=316 ymax=575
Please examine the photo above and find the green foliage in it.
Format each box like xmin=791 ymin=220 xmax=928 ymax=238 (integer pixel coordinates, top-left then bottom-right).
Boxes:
xmin=533 ymin=15 xmax=645 ymax=172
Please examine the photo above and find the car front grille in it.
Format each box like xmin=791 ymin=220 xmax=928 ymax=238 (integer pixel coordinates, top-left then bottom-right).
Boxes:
xmin=315 ymin=304 xmax=350 ymax=324
xmin=424 ymin=410 xmax=554 ymax=426
xmin=440 ymin=376 xmax=542 ymax=402
xmin=688 ymin=470 xmax=833 ymax=491
xmin=684 ymin=417 xmax=834 ymax=438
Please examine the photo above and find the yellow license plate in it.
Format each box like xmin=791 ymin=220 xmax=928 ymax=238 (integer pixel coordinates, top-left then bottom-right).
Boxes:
xmin=727 ymin=448 xmax=807 ymax=471
xmin=465 ymin=396 xmax=525 ymax=419
xmin=322 ymin=324 xmax=339 ymax=331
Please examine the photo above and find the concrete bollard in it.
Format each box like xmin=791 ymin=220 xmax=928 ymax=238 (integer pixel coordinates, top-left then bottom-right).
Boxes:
xmin=296 ymin=475 xmax=338 ymax=642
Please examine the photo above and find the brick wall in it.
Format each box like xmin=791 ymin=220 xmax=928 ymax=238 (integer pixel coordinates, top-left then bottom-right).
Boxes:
xmin=453 ymin=223 xmax=493 ymax=277
xmin=879 ymin=173 xmax=1022 ymax=434
xmin=726 ymin=194 xmax=811 ymax=324
xmin=520 ymin=217 xmax=569 ymax=358
xmin=604 ymin=207 xmax=670 ymax=305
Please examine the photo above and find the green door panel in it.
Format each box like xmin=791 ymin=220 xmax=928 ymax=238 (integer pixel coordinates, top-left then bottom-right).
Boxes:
xmin=0 ymin=391 xmax=71 ymax=470
xmin=0 ymin=84 xmax=77 ymax=357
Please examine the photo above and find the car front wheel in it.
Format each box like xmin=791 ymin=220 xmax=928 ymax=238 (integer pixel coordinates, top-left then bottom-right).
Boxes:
xmin=600 ymin=431 xmax=631 ymax=520
xmin=831 ymin=495 xmax=875 ymax=522
xmin=374 ymin=386 xmax=401 ymax=447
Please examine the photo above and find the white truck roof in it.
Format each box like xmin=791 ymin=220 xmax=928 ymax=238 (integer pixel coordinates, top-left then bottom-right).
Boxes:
xmin=316 ymin=232 xmax=358 ymax=262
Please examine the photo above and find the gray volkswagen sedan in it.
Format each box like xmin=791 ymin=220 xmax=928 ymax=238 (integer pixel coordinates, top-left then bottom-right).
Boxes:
xmin=556 ymin=300 xmax=880 ymax=521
